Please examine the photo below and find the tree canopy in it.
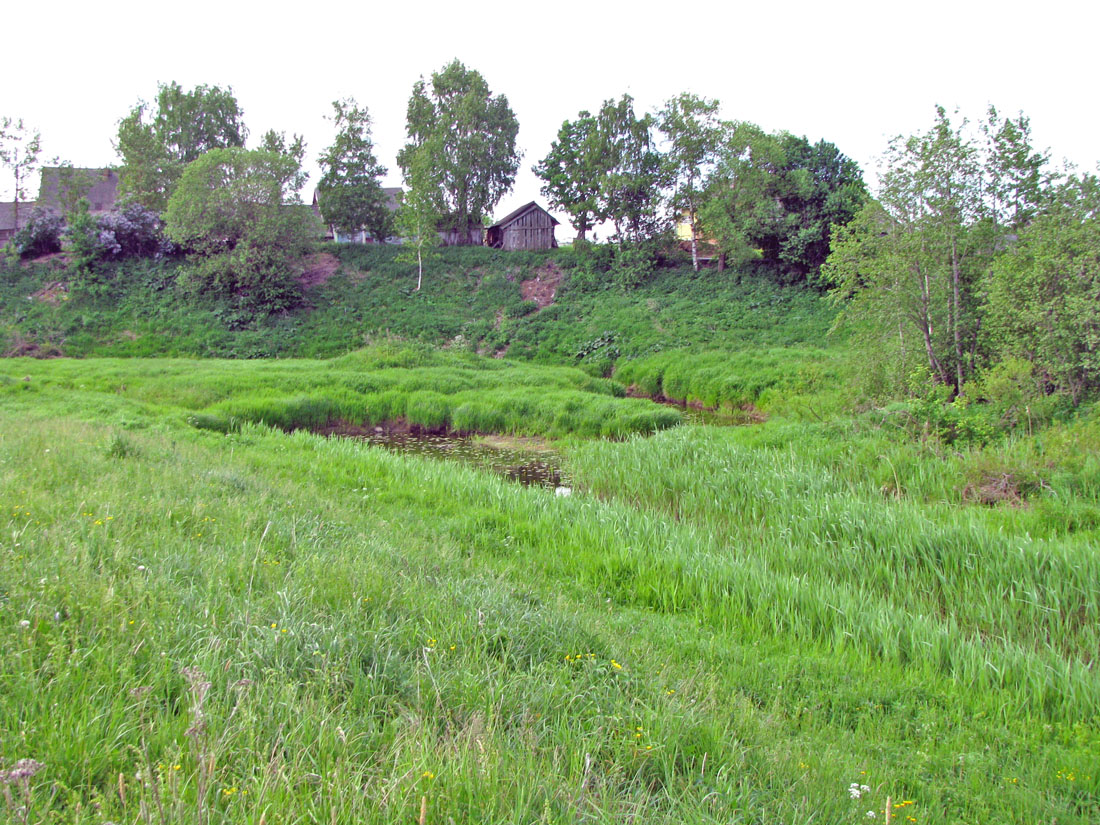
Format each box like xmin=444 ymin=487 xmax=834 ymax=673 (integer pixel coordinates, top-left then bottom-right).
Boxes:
xmin=533 ymin=111 xmax=606 ymax=242
xmin=165 ymin=147 xmax=316 ymax=316
xmin=658 ymin=93 xmax=723 ymax=270
xmin=823 ymin=105 xmax=1072 ymax=398
xmin=116 ymin=82 xmax=248 ymax=212
xmin=702 ymin=125 xmax=866 ymax=282
xmin=397 ymin=60 xmax=519 ymax=237
xmin=317 ymin=98 xmax=391 ymax=242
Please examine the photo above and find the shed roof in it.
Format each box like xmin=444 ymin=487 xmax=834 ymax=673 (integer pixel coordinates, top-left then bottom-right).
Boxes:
xmin=488 ymin=201 xmax=559 ymax=229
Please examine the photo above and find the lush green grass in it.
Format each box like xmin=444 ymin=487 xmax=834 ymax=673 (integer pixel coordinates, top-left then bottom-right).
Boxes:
xmin=0 ymin=245 xmax=838 ymax=364
xmin=1 ymin=353 xmax=1098 ymax=823
xmin=0 ymin=344 xmax=680 ymax=439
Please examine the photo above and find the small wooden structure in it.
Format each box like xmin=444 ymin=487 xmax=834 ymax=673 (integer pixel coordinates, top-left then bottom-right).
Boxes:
xmin=438 ymin=225 xmax=484 ymax=246
xmin=485 ymin=201 xmax=558 ymax=250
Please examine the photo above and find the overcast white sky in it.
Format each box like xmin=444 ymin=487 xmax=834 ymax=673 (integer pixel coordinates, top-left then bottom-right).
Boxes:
xmin=4 ymin=0 xmax=1098 ymax=238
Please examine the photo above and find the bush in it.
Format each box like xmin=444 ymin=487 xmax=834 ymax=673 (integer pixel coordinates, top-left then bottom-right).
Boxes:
xmin=12 ymin=209 xmax=63 ymax=258
xmin=97 ymin=203 xmax=173 ymax=259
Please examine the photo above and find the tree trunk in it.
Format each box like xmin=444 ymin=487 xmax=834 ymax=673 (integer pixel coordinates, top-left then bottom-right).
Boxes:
xmin=951 ymin=235 xmax=965 ymax=389
xmin=689 ymin=206 xmax=699 ymax=272
xmin=717 ymin=253 xmax=726 ymax=272
xmin=918 ymin=262 xmax=949 ymax=384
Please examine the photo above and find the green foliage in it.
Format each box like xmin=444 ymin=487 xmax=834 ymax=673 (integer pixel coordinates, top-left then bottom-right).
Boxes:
xmin=826 ymin=107 xmax=992 ymax=393
xmin=398 ymin=60 xmax=519 ymax=234
xmin=394 ymin=144 xmax=442 ymax=290
xmin=116 ymin=81 xmax=247 ymax=211
xmin=983 ymin=173 xmax=1100 ymax=402
xmin=0 ymin=116 xmax=41 ymax=228
xmin=317 ymin=98 xmax=391 ymax=241
xmin=532 ymin=110 xmax=605 ymax=240
xmin=65 ymin=199 xmax=106 ymax=295
xmin=703 ymin=123 xmax=866 ymax=283
xmin=166 ymin=148 xmax=317 ymax=316
xmin=658 ymin=93 xmax=723 ymax=270
xmin=597 ymin=95 xmax=667 ymax=241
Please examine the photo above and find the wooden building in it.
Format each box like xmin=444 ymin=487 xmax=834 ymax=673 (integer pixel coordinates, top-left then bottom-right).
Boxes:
xmin=485 ymin=201 xmax=558 ymax=250
xmin=438 ymin=225 xmax=484 ymax=246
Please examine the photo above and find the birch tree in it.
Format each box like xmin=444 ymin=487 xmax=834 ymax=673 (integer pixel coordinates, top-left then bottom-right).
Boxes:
xmin=0 ymin=117 xmax=42 ymax=232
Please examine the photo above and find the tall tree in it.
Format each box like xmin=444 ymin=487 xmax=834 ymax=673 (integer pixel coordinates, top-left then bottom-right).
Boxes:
xmin=702 ymin=124 xmax=866 ymax=281
xmin=983 ymin=173 xmax=1100 ymax=402
xmin=825 ymin=106 xmax=989 ymax=393
xmin=397 ymin=60 xmax=519 ymax=241
xmin=658 ymin=93 xmax=722 ymax=270
xmin=116 ymin=82 xmax=248 ymax=211
xmin=597 ymin=95 xmax=666 ymax=242
xmin=259 ymin=129 xmax=308 ymax=194
xmin=0 ymin=117 xmax=42 ymax=232
xmin=700 ymin=121 xmax=785 ymax=270
xmin=532 ymin=111 xmax=606 ymax=242
xmin=317 ymin=98 xmax=391 ymax=242
xmin=981 ymin=106 xmax=1050 ymax=231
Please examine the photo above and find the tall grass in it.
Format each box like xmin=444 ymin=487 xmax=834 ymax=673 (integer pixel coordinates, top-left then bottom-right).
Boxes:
xmin=1 ymin=345 xmax=680 ymax=439
xmin=0 ymin=397 xmax=1095 ymax=823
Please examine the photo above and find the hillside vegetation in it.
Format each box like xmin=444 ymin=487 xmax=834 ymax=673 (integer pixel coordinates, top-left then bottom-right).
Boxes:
xmin=0 ymin=245 xmax=835 ymax=364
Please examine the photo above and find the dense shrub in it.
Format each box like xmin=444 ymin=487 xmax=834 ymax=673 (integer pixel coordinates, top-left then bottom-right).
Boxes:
xmin=12 ymin=209 xmax=63 ymax=258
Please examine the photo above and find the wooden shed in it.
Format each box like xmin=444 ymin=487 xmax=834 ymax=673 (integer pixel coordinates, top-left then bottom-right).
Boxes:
xmin=485 ymin=201 xmax=558 ymax=250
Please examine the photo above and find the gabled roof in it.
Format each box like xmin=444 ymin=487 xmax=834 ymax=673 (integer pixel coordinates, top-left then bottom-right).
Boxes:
xmin=488 ymin=201 xmax=559 ymax=229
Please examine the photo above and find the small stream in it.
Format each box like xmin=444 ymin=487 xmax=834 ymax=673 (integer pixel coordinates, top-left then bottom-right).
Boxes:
xmin=321 ymin=403 xmax=751 ymax=490
xmin=335 ymin=427 xmax=569 ymax=490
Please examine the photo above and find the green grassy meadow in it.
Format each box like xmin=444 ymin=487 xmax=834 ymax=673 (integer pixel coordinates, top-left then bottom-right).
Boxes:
xmin=2 ymin=346 xmax=1098 ymax=824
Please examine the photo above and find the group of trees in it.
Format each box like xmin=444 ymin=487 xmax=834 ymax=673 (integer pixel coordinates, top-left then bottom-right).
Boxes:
xmin=534 ymin=94 xmax=867 ymax=280
xmin=825 ymin=105 xmax=1100 ymax=402
xmin=7 ymin=73 xmax=1100 ymax=407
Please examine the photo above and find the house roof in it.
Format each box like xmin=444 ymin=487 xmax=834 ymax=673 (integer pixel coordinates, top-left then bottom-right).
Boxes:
xmin=37 ymin=167 xmax=120 ymax=213
xmin=488 ymin=201 xmax=559 ymax=229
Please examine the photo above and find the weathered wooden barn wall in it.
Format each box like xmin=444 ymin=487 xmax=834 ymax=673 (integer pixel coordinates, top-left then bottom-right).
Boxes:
xmin=438 ymin=227 xmax=484 ymax=246
xmin=502 ymin=208 xmax=555 ymax=250
xmin=486 ymin=202 xmax=558 ymax=250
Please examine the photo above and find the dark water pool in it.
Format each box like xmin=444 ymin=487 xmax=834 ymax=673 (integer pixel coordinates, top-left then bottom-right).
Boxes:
xmin=348 ymin=429 xmax=569 ymax=490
